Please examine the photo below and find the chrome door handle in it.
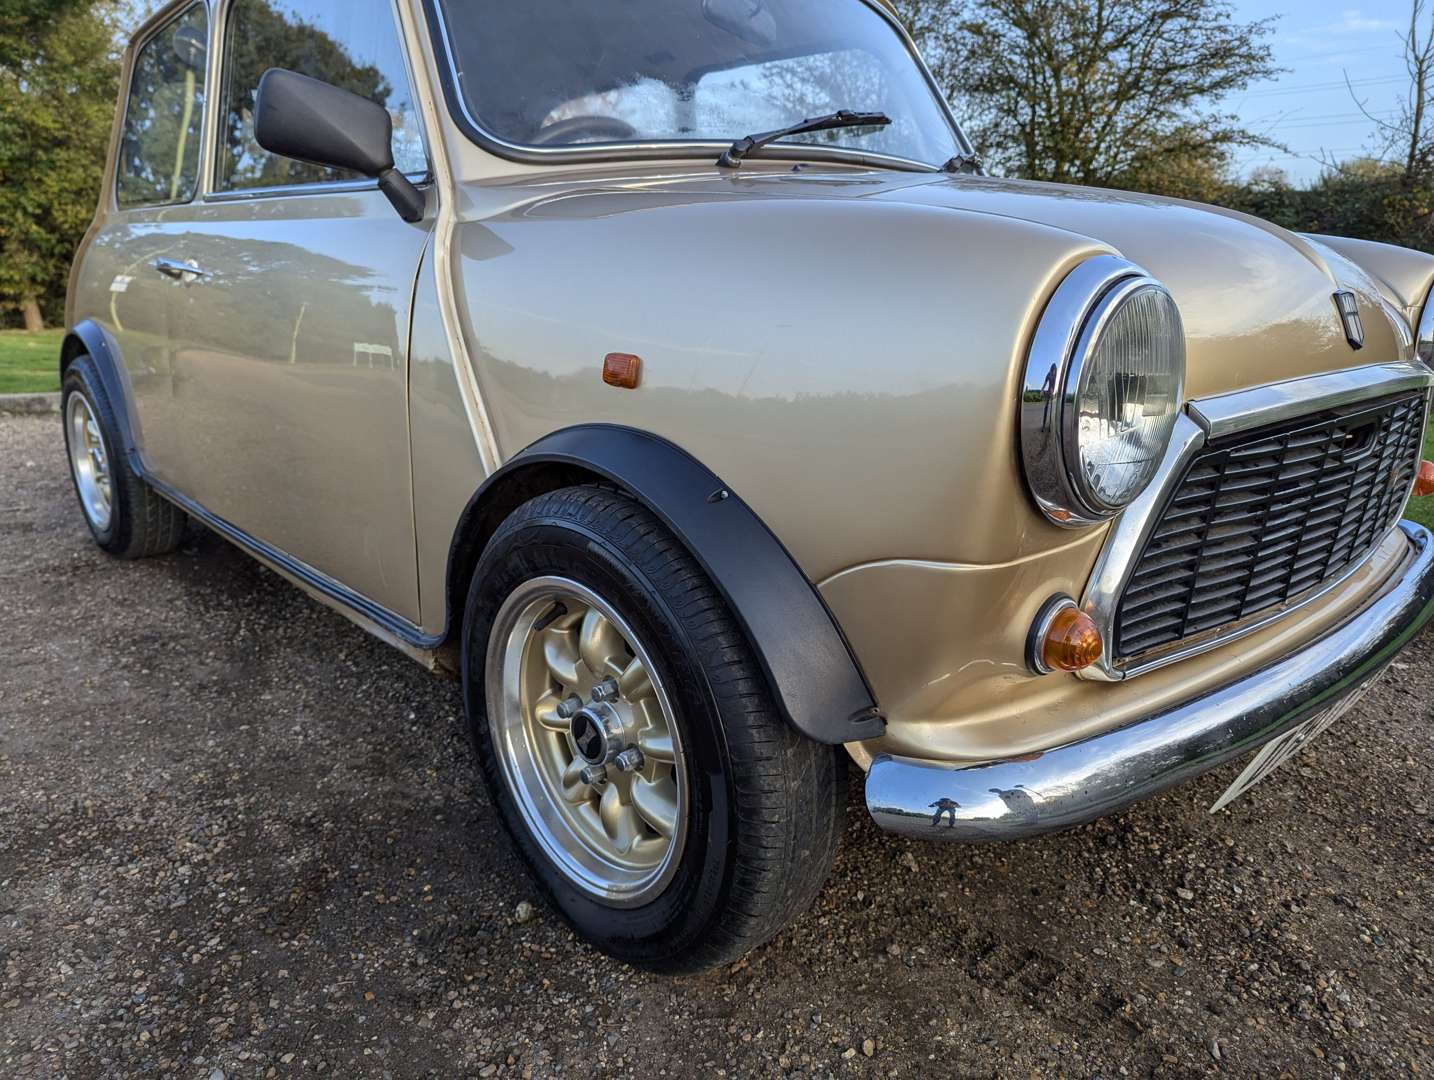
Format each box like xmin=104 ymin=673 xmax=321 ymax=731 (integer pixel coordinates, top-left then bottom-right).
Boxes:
xmin=152 ymin=257 xmax=208 ymax=281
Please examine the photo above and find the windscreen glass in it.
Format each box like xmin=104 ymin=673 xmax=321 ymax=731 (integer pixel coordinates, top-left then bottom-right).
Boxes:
xmin=431 ymin=0 xmax=960 ymax=165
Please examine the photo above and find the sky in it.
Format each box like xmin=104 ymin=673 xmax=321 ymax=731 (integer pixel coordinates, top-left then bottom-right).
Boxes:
xmin=1227 ymin=1 xmax=1413 ymax=182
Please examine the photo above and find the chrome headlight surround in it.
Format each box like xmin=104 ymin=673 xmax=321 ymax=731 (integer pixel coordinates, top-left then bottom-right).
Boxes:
xmin=1019 ymin=255 xmax=1187 ymax=527
xmin=1417 ymin=287 xmax=1434 ymax=366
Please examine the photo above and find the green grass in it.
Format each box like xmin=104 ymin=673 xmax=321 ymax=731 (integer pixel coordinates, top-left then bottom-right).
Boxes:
xmin=0 ymin=329 xmax=63 ymax=394
xmin=1404 ymin=412 xmax=1434 ymax=531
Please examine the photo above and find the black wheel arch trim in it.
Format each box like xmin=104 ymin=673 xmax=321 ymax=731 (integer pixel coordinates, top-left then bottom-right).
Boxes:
xmin=63 ymin=320 xmax=145 ymax=473
xmin=447 ymin=424 xmax=885 ymax=745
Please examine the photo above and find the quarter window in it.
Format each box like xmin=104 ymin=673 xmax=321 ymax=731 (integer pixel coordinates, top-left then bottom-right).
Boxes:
xmin=216 ymin=0 xmax=425 ymax=191
xmin=117 ymin=3 xmax=209 ymax=208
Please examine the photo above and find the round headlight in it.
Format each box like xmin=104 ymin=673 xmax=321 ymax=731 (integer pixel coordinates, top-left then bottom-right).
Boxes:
xmin=1066 ymin=283 xmax=1185 ymax=511
xmin=1020 ymin=257 xmax=1186 ymax=527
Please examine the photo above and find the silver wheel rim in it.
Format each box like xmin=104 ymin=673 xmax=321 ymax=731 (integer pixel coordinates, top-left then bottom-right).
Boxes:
xmin=66 ymin=392 xmax=112 ymax=531
xmin=486 ymin=576 xmax=688 ymax=907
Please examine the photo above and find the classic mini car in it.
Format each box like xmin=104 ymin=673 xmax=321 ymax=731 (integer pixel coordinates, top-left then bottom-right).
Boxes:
xmin=64 ymin=0 xmax=1434 ymax=971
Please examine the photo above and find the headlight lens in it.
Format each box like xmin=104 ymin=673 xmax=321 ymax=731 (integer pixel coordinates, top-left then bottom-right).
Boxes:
xmin=1019 ymin=257 xmax=1187 ymax=527
xmin=1067 ymin=284 xmax=1185 ymax=512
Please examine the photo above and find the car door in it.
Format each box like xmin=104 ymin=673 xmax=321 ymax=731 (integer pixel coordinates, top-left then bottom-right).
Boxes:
xmin=165 ymin=0 xmax=432 ymax=623
xmin=85 ymin=1 xmax=212 ymax=487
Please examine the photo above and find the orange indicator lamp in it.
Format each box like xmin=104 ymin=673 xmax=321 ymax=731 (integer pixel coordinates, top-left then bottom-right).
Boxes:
xmin=603 ymin=352 xmax=642 ymax=390
xmin=1029 ymin=598 xmax=1104 ymax=674
xmin=1414 ymin=460 xmax=1434 ymax=497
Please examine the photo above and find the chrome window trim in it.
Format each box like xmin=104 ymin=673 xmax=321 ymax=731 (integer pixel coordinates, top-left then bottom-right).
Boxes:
xmin=1079 ymin=363 xmax=1434 ymax=682
xmin=1018 ymin=254 xmax=1172 ymax=527
xmin=418 ymin=0 xmax=978 ymax=171
xmin=201 ymin=174 xmax=430 ymax=204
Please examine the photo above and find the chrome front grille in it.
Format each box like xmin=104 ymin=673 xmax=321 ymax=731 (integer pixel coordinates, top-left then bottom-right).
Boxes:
xmin=1115 ymin=392 xmax=1427 ymax=659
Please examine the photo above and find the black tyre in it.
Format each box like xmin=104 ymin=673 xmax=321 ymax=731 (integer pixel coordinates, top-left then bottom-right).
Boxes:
xmin=462 ymin=484 xmax=846 ymax=973
xmin=62 ymin=354 xmax=186 ymax=558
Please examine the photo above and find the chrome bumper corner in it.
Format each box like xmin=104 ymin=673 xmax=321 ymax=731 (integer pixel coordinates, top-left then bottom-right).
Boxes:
xmin=866 ymin=521 xmax=1434 ymax=843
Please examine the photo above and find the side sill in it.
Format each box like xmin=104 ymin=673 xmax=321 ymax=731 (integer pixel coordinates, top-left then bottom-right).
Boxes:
xmin=145 ymin=474 xmax=444 ymax=652
xmin=65 ymin=319 xmax=444 ymax=661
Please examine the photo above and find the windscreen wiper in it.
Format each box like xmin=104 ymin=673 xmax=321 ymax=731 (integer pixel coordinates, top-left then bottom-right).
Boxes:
xmin=717 ymin=110 xmax=892 ymax=168
xmin=941 ymin=152 xmax=985 ymax=175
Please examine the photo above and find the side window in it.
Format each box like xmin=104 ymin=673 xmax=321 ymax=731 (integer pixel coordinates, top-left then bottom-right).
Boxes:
xmin=216 ymin=0 xmax=425 ymax=191
xmin=117 ymin=3 xmax=209 ymax=208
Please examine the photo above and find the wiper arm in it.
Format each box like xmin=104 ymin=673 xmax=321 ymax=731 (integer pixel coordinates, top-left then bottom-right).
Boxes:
xmin=941 ymin=152 xmax=985 ymax=175
xmin=717 ymin=110 xmax=892 ymax=169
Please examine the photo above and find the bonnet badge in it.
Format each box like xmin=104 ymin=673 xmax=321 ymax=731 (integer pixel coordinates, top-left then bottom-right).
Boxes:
xmin=1333 ymin=291 xmax=1365 ymax=351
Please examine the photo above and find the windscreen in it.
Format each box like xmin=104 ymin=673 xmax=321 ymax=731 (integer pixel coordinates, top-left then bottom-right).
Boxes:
xmin=431 ymin=0 xmax=960 ymax=165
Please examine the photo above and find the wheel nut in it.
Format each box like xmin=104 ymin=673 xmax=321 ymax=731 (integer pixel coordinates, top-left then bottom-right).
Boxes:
xmin=613 ymin=747 xmax=644 ymax=773
xmin=591 ymin=677 xmax=620 ymax=703
xmin=556 ymin=694 xmax=583 ymax=720
xmin=580 ymin=764 xmax=608 ymax=786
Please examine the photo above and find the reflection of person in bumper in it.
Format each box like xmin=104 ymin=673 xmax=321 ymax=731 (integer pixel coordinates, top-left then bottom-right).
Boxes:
xmin=929 ymin=797 xmax=960 ymax=827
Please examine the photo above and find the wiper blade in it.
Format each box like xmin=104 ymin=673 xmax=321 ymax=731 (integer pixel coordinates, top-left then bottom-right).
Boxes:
xmin=717 ymin=110 xmax=892 ymax=169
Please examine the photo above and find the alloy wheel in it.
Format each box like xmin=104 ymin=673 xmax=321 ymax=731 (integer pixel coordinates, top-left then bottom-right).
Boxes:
xmin=66 ymin=392 xmax=113 ymax=531
xmin=485 ymin=576 xmax=688 ymax=907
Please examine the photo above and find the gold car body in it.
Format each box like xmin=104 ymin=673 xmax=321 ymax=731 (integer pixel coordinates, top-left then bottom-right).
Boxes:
xmin=68 ymin=0 xmax=1434 ymax=839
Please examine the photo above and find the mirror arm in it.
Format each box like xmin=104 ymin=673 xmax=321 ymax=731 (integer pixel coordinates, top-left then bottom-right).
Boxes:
xmin=377 ymin=168 xmax=425 ymax=223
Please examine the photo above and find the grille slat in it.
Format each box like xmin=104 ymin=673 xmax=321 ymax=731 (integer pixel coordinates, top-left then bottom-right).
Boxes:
xmin=1115 ymin=393 xmax=1425 ymax=659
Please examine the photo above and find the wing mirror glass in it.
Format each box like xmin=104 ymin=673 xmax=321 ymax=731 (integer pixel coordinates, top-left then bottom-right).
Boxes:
xmin=253 ymin=68 xmax=424 ymax=223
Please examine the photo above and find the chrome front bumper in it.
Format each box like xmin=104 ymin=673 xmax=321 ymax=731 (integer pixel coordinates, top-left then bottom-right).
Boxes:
xmin=866 ymin=521 xmax=1434 ymax=842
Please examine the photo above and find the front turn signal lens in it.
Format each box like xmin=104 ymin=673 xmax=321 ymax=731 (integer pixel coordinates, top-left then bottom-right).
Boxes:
xmin=1414 ymin=460 xmax=1434 ymax=497
xmin=1032 ymin=601 xmax=1104 ymax=674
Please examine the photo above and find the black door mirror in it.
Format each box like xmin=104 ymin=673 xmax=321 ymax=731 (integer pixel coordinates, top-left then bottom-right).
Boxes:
xmin=254 ymin=68 xmax=424 ymax=223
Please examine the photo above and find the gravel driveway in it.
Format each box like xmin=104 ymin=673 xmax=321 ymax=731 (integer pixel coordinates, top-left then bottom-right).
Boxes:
xmin=2 ymin=413 xmax=1432 ymax=1079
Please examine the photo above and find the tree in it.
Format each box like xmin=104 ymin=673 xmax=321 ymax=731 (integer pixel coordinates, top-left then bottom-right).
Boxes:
xmin=894 ymin=0 xmax=1280 ymax=193
xmin=0 ymin=0 xmax=91 ymax=69
xmin=887 ymin=0 xmax=968 ymax=100
xmin=1345 ymin=0 xmax=1433 ymax=194
xmin=1329 ymin=2 xmax=1434 ymax=248
xmin=1347 ymin=0 xmax=1434 ymax=184
xmin=1118 ymin=141 xmax=1235 ymax=204
xmin=1399 ymin=1 xmax=1434 ymax=180
xmin=0 ymin=4 xmax=122 ymax=330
